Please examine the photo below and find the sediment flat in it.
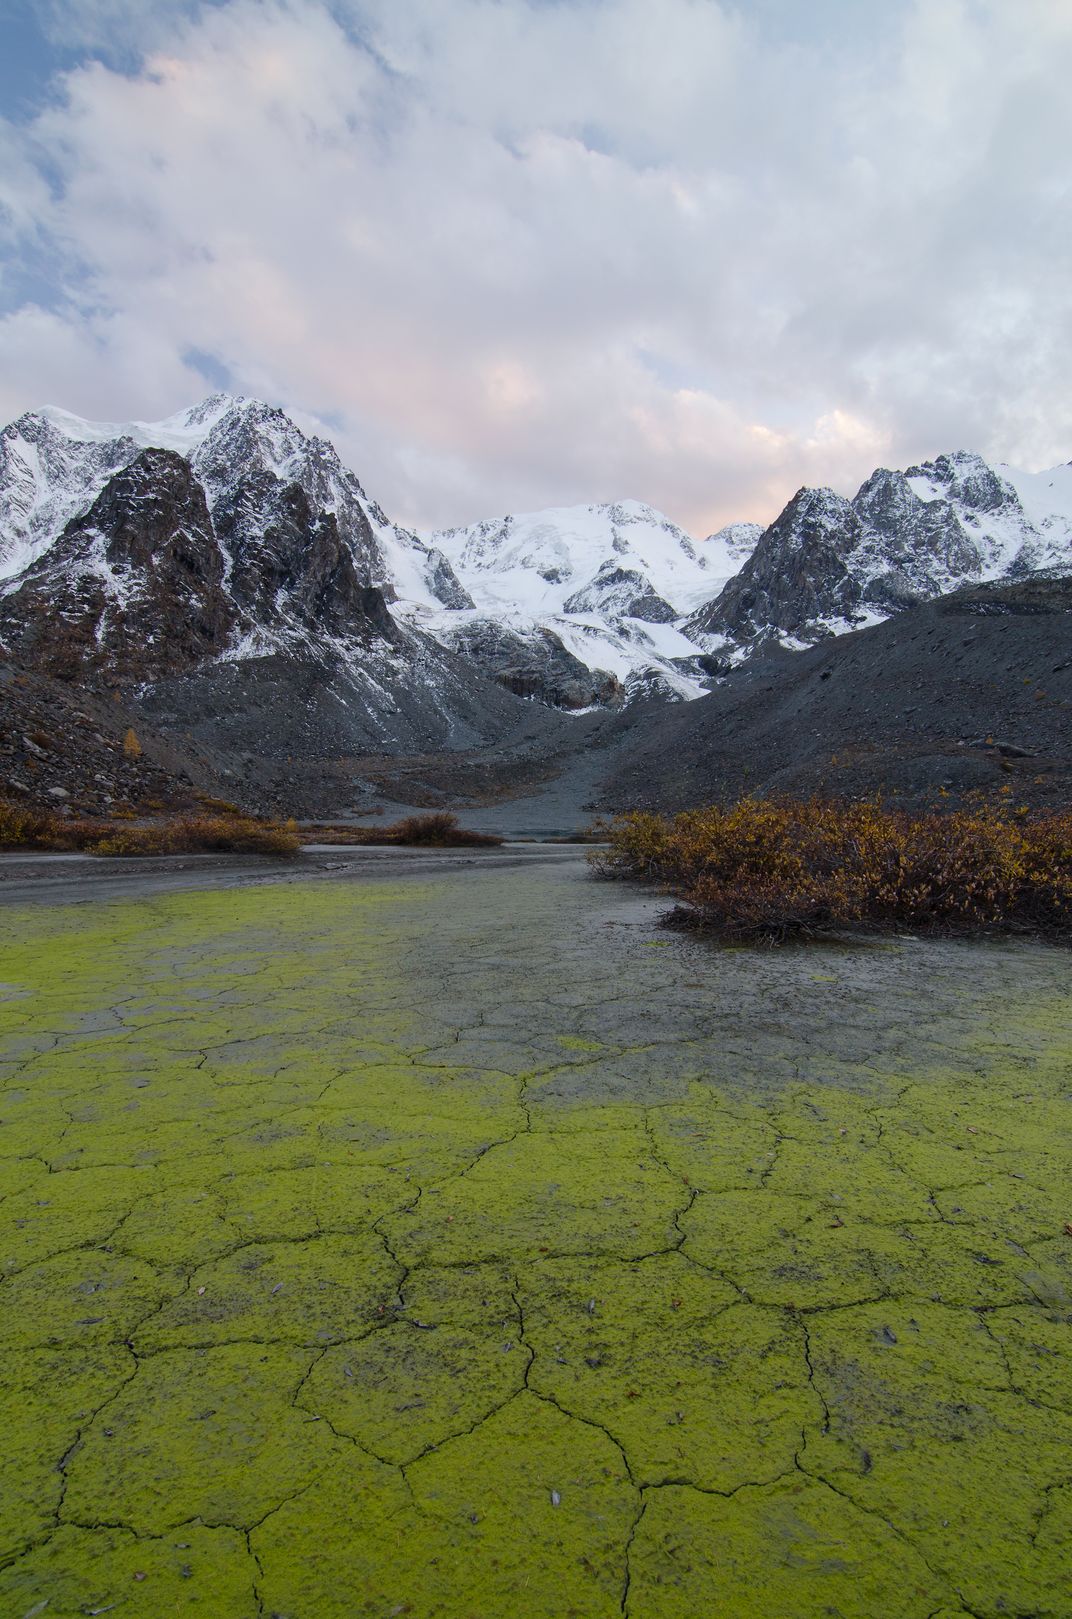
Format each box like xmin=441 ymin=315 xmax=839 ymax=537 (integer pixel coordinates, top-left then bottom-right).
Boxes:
xmin=1 ymin=851 xmax=1069 ymax=1617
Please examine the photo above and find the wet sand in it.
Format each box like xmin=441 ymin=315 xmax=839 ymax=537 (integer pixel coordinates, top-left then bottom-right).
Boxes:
xmin=0 ymin=841 xmax=579 ymax=908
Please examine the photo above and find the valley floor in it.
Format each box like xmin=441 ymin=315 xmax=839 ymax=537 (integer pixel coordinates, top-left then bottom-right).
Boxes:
xmin=0 ymin=852 xmax=1069 ymax=1617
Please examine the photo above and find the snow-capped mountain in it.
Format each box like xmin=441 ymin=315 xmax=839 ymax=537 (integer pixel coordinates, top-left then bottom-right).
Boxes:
xmin=689 ymin=451 xmax=1072 ymax=653
xmin=2 ymin=394 xmax=1070 ymax=723
xmin=434 ymin=501 xmax=748 ymax=619
xmin=0 ymin=398 xmax=528 ymax=757
xmin=0 ymin=399 xmax=757 ymax=708
xmin=415 ymin=451 xmax=1072 ymax=692
xmin=0 ymin=396 xmax=470 ymax=630
xmin=411 ymin=502 xmax=753 ymax=703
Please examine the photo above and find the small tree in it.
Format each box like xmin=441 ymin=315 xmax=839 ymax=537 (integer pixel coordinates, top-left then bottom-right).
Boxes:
xmin=123 ymin=728 xmax=142 ymax=758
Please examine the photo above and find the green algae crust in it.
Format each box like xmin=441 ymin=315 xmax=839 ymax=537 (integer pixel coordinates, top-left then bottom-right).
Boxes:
xmin=1 ymin=871 xmax=1071 ymax=1616
xmin=628 ymin=1476 xmax=947 ymax=1618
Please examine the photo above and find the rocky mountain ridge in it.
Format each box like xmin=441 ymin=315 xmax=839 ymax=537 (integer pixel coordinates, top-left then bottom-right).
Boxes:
xmin=688 ymin=451 xmax=1072 ymax=652
xmin=1 ymin=394 xmax=1070 ymax=729
xmin=599 ymin=574 xmax=1072 ymax=815
xmin=0 ymin=392 xmax=1070 ymax=822
xmin=0 ymin=396 xmax=471 ymax=619
xmin=0 ymin=399 xmax=732 ymax=707
xmin=0 ymin=398 xmax=570 ymax=815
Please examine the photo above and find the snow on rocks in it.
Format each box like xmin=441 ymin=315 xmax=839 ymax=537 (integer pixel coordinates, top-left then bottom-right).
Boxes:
xmin=2 ymin=393 xmax=1070 ymax=708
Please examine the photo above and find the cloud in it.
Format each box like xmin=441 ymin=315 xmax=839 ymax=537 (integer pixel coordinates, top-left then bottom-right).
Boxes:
xmin=1 ymin=0 xmax=1070 ymax=534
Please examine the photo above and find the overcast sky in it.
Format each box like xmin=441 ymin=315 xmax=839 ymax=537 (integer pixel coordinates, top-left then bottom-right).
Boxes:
xmin=1 ymin=0 xmax=1069 ymax=535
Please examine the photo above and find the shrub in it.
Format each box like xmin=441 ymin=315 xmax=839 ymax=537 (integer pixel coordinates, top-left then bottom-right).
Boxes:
xmin=194 ymin=794 xmax=244 ymax=815
xmin=89 ymin=830 xmax=156 ymax=857
xmin=588 ymin=811 xmax=670 ymax=878
xmin=298 ymin=812 xmax=502 ymax=848
xmin=387 ymin=812 xmax=497 ymax=846
xmin=0 ymin=801 xmax=62 ymax=849
xmin=88 ymin=815 xmax=299 ymax=858
xmin=0 ymin=801 xmax=298 ymax=859
xmin=0 ymin=798 xmax=508 ymax=859
xmin=391 ymin=811 xmax=461 ymax=843
xmin=592 ymin=797 xmax=1072 ymax=943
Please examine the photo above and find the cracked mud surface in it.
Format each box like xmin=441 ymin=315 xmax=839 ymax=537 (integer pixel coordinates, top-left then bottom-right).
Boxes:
xmin=0 ymin=851 xmax=1070 ymax=1617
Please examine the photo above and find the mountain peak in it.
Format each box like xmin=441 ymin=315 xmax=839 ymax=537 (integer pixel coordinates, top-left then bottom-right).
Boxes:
xmin=687 ymin=447 xmax=1072 ymax=652
xmin=0 ymin=393 xmax=472 ymax=622
xmin=4 ymin=393 xmax=1070 ymax=721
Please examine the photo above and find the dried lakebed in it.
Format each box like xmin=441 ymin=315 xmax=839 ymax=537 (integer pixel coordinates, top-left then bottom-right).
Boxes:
xmin=0 ymin=849 xmax=1070 ymax=1618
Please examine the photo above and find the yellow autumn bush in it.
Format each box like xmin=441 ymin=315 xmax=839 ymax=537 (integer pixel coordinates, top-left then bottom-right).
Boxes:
xmin=0 ymin=801 xmax=298 ymax=858
xmin=593 ymin=798 xmax=1072 ymax=941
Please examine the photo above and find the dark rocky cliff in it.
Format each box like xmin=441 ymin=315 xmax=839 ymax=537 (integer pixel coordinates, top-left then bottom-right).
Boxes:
xmin=0 ymin=450 xmax=235 ymax=682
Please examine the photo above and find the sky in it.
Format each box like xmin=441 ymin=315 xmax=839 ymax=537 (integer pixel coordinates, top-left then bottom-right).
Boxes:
xmin=0 ymin=0 xmax=1070 ymax=536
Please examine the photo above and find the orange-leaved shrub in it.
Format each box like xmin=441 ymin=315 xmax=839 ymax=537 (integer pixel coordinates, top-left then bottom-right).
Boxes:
xmin=386 ymin=811 xmax=502 ymax=846
xmin=0 ymin=802 xmax=299 ymax=858
xmin=89 ymin=815 xmax=299 ymax=858
xmin=301 ymin=812 xmax=502 ymax=848
xmin=591 ymin=798 xmax=1072 ymax=942
xmin=0 ymin=800 xmax=62 ymax=849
